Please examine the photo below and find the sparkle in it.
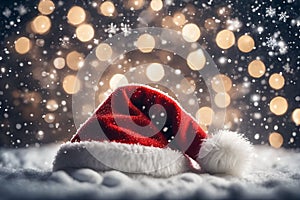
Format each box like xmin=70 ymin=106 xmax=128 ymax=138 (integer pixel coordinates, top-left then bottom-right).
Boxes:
xmin=278 ymin=11 xmax=290 ymax=22
xmin=265 ymin=6 xmax=276 ymax=18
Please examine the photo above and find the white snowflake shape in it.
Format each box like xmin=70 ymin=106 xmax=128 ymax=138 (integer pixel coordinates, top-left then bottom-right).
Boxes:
xmin=266 ymin=6 xmax=276 ymax=18
xmin=283 ymin=63 xmax=294 ymax=74
xmin=120 ymin=23 xmax=132 ymax=37
xmin=278 ymin=11 xmax=289 ymax=22
xmin=265 ymin=36 xmax=277 ymax=50
xmin=2 ymin=8 xmax=11 ymax=18
xmin=105 ymin=23 xmax=119 ymax=37
xmin=14 ymin=5 xmax=27 ymax=16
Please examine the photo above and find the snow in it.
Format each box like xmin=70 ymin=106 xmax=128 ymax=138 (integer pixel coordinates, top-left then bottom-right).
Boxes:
xmin=1 ymin=144 xmax=300 ymax=200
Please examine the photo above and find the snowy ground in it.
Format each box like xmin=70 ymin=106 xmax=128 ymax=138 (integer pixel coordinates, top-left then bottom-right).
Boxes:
xmin=0 ymin=144 xmax=300 ymax=200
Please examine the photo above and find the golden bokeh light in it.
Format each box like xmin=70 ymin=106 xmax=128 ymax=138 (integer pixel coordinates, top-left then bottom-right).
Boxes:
xmin=216 ymin=29 xmax=235 ymax=49
xmin=180 ymin=78 xmax=196 ymax=94
xmin=67 ymin=6 xmax=86 ymax=26
xmin=63 ymin=75 xmax=81 ymax=94
xmin=237 ymin=35 xmax=255 ymax=53
xmin=187 ymin=49 xmax=206 ymax=70
xmin=31 ymin=15 xmax=51 ymax=34
xmin=136 ymin=34 xmax=155 ymax=53
xmin=161 ymin=16 xmax=174 ymax=28
xmin=146 ymin=63 xmax=165 ymax=82
xmin=292 ymin=108 xmax=300 ymax=125
xmin=196 ymin=107 xmax=214 ymax=126
xmin=100 ymin=1 xmax=115 ymax=17
xmin=15 ymin=37 xmax=31 ymax=54
xmin=38 ymin=0 xmax=55 ymax=15
xmin=211 ymin=74 xmax=232 ymax=92
xmin=214 ymin=92 xmax=231 ymax=108
xmin=269 ymin=96 xmax=288 ymax=115
xmin=173 ymin=12 xmax=186 ymax=26
xmin=44 ymin=113 xmax=55 ymax=123
xmin=269 ymin=132 xmax=284 ymax=148
xmin=53 ymin=57 xmax=65 ymax=69
xmin=76 ymin=24 xmax=95 ymax=42
xmin=150 ymin=0 xmax=163 ymax=11
xmin=109 ymin=74 xmax=129 ymax=90
xmin=124 ymin=0 xmax=145 ymax=10
xmin=248 ymin=59 xmax=266 ymax=78
xmin=46 ymin=99 xmax=59 ymax=111
xmin=96 ymin=43 xmax=113 ymax=61
xmin=182 ymin=23 xmax=201 ymax=42
xmin=204 ymin=18 xmax=217 ymax=30
xmin=66 ymin=51 xmax=84 ymax=71
xmin=269 ymin=73 xmax=285 ymax=90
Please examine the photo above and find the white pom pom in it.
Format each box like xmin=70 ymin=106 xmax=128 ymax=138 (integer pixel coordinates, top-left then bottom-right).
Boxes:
xmin=197 ymin=130 xmax=253 ymax=176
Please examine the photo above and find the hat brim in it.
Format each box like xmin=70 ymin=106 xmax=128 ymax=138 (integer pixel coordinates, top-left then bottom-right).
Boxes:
xmin=53 ymin=141 xmax=198 ymax=177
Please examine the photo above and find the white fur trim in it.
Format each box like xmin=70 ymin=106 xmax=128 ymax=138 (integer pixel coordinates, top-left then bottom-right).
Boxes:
xmin=197 ymin=130 xmax=253 ymax=176
xmin=53 ymin=141 xmax=191 ymax=177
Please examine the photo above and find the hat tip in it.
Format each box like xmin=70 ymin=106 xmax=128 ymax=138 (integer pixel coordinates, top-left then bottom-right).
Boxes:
xmin=197 ymin=130 xmax=253 ymax=176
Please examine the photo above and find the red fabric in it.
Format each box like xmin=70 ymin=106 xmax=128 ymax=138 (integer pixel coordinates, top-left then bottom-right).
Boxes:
xmin=71 ymin=85 xmax=207 ymax=160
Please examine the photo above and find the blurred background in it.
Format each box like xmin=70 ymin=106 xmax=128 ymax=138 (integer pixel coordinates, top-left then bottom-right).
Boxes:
xmin=0 ymin=0 xmax=299 ymax=149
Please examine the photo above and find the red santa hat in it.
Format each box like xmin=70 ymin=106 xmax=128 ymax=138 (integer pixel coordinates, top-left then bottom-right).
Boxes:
xmin=53 ymin=84 xmax=253 ymax=177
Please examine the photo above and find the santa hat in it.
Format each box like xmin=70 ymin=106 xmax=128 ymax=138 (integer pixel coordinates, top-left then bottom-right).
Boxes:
xmin=53 ymin=84 xmax=253 ymax=177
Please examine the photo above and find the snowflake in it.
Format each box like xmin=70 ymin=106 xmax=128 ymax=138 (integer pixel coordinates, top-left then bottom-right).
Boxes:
xmin=265 ymin=36 xmax=277 ymax=50
xmin=283 ymin=63 xmax=294 ymax=74
xmin=14 ymin=5 xmax=27 ymax=16
xmin=265 ymin=6 xmax=276 ymax=18
xmin=105 ymin=23 xmax=119 ymax=37
xmin=120 ymin=23 xmax=132 ymax=37
xmin=278 ymin=11 xmax=289 ymax=22
xmin=2 ymin=7 xmax=11 ymax=18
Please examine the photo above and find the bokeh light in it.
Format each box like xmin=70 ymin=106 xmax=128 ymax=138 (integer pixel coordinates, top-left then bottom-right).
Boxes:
xmin=237 ymin=35 xmax=255 ymax=53
xmin=124 ymin=0 xmax=145 ymax=10
xmin=66 ymin=51 xmax=84 ymax=71
xmin=109 ymin=74 xmax=129 ymax=90
xmin=136 ymin=34 xmax=155 ymax=53
xmin=248 ymin=59 xmax=266 ymax=78
xmin=204 ymin=18 xmax=217 ymax=30
xmin=182 ymin=23 xmax=201 ymax=42
xmin=146 ymin=63 xmax=165 ymax=82
xmin=187 ymin=49 xmax=206 ymax=70
xmin=292 ymin=108 xmax=300 ymax=125
xmin=31 ymin=15 xmax=51 ymax=34
xmin=180 ymin=78 xmax=196 ymax=94
xmin=196 ymin=107 xmax=214 ymax=126
xmin=269 ymin=132 xmax=284 ymax=148
xmin=44 ymin=113 xmax=55 ymax=123
xmin=38 ymin=0 xmax=55 ymax=15
xmin=211 ymin=74 xmax=232 ymax=92
xmin=96 ymin=43 xmax=113 ymax=61
xmin=53 ymin=57 xmax=65 ymax=69
xmin=67 ymin=6 xmax=86 ymax=26
xmin=216 ymin=29 xmax=235 ymax=49
xmin=270 ymin=96 xmax=288 ymax=115
xmin=173 ymin=12 xmax=186 ymax=26
xmin=214 ymin=92 xmax=231 ymax=108
xmin=100 ymin=1 xmax=115 ymax=17
xmin=76 ymin=24 xmax=95 ymax=42
xmin=62 ymin=75 xmax=81 ymax=94
xmin=46 ymin=99 xmax=59 ymax=111
xmin=161 ymin=16 xmax=174 ymax=28
xmin=269 ymin=73 xmax=285 ymax=90
xmin=150 ymin=0 xmax=163 ymax=11
xmin=15 ymin=37 xmax=31 ymax=54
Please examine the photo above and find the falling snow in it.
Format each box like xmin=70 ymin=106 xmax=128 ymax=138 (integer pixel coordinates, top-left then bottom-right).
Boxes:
xmin=0 ymin=0 xmax=299 ymax=150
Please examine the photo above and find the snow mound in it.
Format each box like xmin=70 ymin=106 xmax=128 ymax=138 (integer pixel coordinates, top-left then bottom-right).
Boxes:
xmin=0 ymin=144 xmax=300 ymax=199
